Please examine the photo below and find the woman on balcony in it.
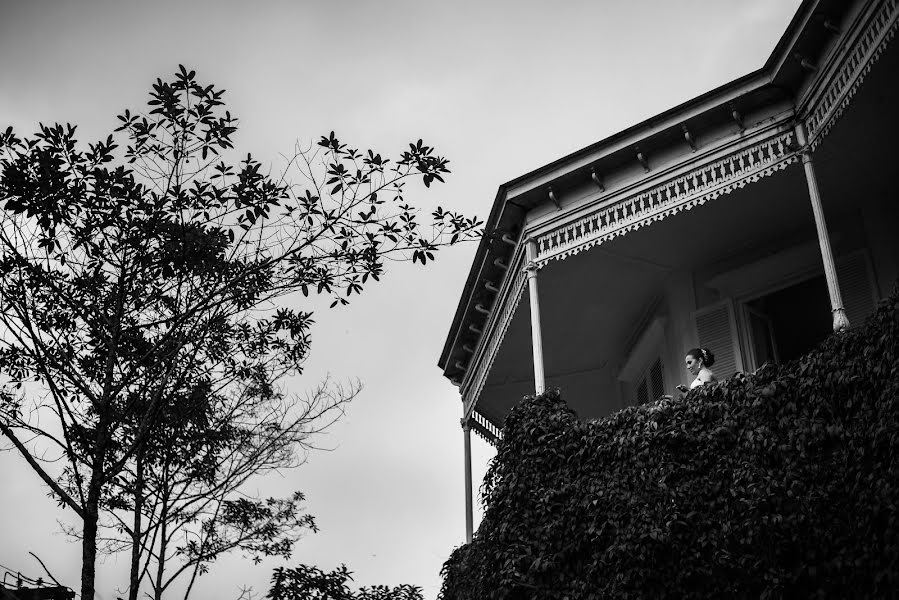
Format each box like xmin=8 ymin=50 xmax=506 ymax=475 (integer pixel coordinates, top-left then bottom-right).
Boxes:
xmin=685 ymin=347 xmax=717 ymax=389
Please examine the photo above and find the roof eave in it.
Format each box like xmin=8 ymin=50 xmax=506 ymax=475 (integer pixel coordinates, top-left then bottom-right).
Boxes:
xmin=439 ymin=0 xmax=822 ymax=378
xmin=437 ymin=183 xmax=510 ymax=371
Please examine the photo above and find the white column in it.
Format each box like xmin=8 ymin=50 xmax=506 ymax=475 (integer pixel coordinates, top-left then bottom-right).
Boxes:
xmin=462 ymin=420 xmax=473 ymax=543
xmin=524 ymin=239 xmax=546 ymax=393
xmin=796 ymin=122 xmax=850 ymax=332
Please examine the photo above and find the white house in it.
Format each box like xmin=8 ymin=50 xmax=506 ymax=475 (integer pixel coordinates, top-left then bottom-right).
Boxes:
xmin=439 ymin=0 xmax=899 ymax=541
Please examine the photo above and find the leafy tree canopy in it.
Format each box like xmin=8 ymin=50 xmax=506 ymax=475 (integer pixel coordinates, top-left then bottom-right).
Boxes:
xmin=0 ymin=65 xmax=482 ymax=600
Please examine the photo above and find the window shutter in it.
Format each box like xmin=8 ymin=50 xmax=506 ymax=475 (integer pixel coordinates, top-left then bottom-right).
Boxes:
xmin=693 ymin=300 xmax=743 ymax=379
xmin=836 ymin=252 xmax=878 ymax=329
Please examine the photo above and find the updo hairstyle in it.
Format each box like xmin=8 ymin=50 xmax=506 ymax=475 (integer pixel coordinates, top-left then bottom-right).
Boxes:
xmin=687 ymin=347 xmax=716 ymax=368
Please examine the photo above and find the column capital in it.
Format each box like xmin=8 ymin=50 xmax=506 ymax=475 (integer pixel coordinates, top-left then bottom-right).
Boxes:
xmin=524 ymin=237 xmax=540 ymax=262
xmin=832 ymin=308 xmax=850 ymax=333
xmin=793 ymin=120 xmax=813 ymax=161
xmin=460 ymin=418 xmax=471 ymax=432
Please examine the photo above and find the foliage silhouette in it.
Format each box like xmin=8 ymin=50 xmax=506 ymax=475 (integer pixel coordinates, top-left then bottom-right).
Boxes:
xmin=441 ymin=284 xmax=899 ymax=599
xmin=0 ymin=65 xmax=481 ymax=600
xmin=266 ymin=564 xmax=424 ymax=600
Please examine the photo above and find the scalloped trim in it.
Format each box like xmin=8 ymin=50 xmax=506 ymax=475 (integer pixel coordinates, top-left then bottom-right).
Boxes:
xmin=535 ymin=132 xmax=798 ymax=265
xmin=470 ymin=409 xmax=502 ymax=445
xmin=808 ymin=0 xmax=899 ymax=151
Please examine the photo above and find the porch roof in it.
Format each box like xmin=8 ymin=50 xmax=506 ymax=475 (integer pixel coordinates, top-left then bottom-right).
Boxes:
xmin=439 ymin=0 xmax=867 ymax=380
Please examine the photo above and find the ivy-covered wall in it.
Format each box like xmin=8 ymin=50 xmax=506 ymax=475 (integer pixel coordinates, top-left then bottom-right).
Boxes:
xmin=441 ymin=286 xmax=899 ymax=600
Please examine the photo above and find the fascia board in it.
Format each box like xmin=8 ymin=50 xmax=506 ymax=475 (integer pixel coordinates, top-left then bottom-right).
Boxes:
xmin=502 ymin=0 xmax=823 ymax=203
xmin=503 ymin=74 xmax=771 ymax=203
xmin=796 ymin=0 xmax=881 ymax=117
xmin=438 ymin=185 xmax=514 ymax=371
xmin=764 ymin=0 xmax=822 ymax=78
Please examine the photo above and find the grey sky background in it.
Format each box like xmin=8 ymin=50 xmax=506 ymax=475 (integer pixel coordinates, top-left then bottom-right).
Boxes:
xmin=0 ymin=1 xmax=801 ymax=598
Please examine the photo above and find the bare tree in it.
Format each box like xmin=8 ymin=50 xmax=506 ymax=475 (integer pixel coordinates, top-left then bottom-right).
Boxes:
xmin=99 ymin=377 xmax=358 ymax=600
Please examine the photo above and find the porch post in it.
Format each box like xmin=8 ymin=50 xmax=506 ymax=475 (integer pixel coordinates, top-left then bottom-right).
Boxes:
xmin=796 ymin=122 xmax=850 ymax=332
xmin=524 ymin=239 xmax=546 ymax=393
xmin=462 ymin=419 xmax=474 ymax=543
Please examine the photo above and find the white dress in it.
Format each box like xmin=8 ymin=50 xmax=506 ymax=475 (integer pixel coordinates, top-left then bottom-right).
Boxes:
xmin=690 ymin=376 xmax=703 ymax=389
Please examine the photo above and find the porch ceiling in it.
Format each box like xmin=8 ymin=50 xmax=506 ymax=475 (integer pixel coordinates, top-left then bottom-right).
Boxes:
xmin=592 ymin=167 xmax=813 ymax=272
xmin=477 ymin=164 xmax=814 ymax=423
xmin=480 ymin=246 xmax=670 ymax=418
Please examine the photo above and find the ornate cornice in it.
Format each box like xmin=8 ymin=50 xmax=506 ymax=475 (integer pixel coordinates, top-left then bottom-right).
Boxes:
xmin=806 ymin=0 xmax=899 ymax=149
xmin=461 ymin=250 xmax=527 ymax=413
xmin=534 ymin=130 xmax=798 ymax=265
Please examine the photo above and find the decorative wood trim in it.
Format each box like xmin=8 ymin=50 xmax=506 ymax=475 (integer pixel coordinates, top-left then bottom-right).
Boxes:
xmin=806 ymin=0 xmax=899 ymax=149
xmin=461 ymin=248 xmax=527 ymax=413
xmin=469 ymin=409 xmax=503 ymax=446
xmin=534 ymin=131 xmax=798 ymax=265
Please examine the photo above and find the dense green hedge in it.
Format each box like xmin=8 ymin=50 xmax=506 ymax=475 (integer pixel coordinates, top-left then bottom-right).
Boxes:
xmin=440 ymin=287 xmax=899 ymax=599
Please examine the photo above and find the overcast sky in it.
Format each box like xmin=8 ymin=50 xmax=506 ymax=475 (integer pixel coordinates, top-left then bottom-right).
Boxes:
xmin=0 ymin=1 xmax=801 ymax=598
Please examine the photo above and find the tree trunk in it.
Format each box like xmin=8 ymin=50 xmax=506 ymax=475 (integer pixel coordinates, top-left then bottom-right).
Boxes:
xmin=80 ymin=495 xmax=100 ymax=600
xmin=153 ymin=461 xmax=171 ymax=600
xmin=80 ymin=419 xmax=110 ymax=600
xmin=128 ymin=454 xmax=145 ymax=600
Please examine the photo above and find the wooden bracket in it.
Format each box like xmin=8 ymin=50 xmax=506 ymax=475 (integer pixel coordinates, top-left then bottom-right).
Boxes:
xmin=794 ymin=52 xmax=818 ymax=72
xmin=635 ymin=147 xmax=649 ymax=172
xmin=822 ymin=17 xmax=840 ymax=34
xmin=548 ymin=186 xmax=561 ymax=210
xmin=729 ymin=103 xmax=745 ymax=130
xmin=590 ymin=167 xmax=605 ymax=192
xmin=682 ymin=124 xmax=697 ymax=152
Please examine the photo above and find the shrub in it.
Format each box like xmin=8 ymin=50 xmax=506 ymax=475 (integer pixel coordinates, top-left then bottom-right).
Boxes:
xmin=440 ymin=285 xmax=899 ymax=599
